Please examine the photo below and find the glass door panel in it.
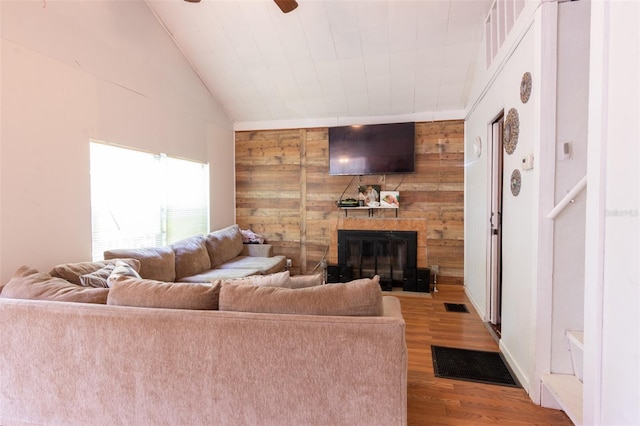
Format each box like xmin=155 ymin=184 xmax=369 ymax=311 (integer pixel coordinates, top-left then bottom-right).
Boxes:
xmin=392 ymin=240 xmax=407 ymax=281
xmin=360 ymin=240 xmax=376 ymax=278
xmin=376 ymin=240 xmax=392 ymax=282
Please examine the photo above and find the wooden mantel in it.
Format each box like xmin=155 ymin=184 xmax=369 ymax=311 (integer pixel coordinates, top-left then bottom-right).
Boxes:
xmin=329 ymin=217 xmax=428 ymax=268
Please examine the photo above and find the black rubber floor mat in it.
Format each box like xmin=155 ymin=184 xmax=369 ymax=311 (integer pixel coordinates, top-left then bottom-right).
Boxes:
xmin=431 ymin=345 xmax=519 ymax=387
xmin=444 ymin=303 xmax=469 ymax=313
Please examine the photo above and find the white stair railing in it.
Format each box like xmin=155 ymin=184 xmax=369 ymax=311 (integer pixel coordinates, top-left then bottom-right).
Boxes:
xmin=547 ymin=175 xmax=587 ymax=220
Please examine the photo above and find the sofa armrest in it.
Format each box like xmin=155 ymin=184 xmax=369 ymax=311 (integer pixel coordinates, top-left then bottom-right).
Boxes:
xmin=382 ymin=296 xmax=404 ymax=320
xmin=241 ymin=244 xmax=273 ymax=257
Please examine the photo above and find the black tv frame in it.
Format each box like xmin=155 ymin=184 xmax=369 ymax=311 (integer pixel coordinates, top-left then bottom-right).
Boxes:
xmin=328 ymin=122 xmax=416 ymax=176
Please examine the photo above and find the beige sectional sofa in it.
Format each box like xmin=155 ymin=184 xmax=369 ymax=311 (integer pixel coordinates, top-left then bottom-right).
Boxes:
xmin=0 ymin=262 xmax=408 ymax=425
xmin=104 ymin=224 xmax=287 ymax=282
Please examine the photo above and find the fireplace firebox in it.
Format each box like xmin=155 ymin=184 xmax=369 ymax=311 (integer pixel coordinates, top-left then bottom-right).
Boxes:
xmin=333 ymin=230 xmax=418 ymax=290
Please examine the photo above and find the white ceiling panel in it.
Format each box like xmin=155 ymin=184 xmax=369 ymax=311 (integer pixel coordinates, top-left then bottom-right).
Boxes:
xmin=324 ymin=95 xmax=350 ymax=113
xmin=145 ymin=0 xmax=492 ymax=126
xmin=442 ymin=43 xmax=477 ymax=66
xmin=304 ymin=98 xmax=330 ymax=116
xmin=299 ymin=81 xmax=324 ymax=98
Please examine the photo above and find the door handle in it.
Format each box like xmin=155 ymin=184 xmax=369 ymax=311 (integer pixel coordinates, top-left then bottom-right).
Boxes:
xmin=490 ymin=212 xmax=501 ymax=236
xmin=490 ymin=213 xmax=497 ymax=235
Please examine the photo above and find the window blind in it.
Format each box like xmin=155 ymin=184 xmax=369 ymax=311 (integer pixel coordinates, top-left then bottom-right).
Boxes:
xmin=90 ymin=142 xmax=209 ymax=261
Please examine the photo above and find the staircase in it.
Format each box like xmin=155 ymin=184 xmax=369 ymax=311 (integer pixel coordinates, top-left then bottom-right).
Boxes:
xmin=541 ymin=330 xmax=584 ymax=425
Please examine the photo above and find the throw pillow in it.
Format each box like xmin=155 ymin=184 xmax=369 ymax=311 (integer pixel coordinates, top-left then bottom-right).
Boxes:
xmin=103 ymin=246 xmax=176 ymax=282
xmin=49 ymin=258 xmax=141 ymax=285
xmin=79 ymin=264 xmax=116 ymax=288
xmin=222 ymin=270 xmax=290 ymax=287
xmin=107 ymin=276 xmax=221 ymax=310
xmin=288 ymin=273 xmax=324 ymax=289
xmin=206 ymin=224 xmax=243 ymax=267
xmin=219 ymin=276 xmax=383 ymax=316
xmin=1 ymin=265 xmax=109 ymax=304
xmin=171 ymin=235 xmax=211 ymax=280
xmin=106 ymin=260 xmax=142 ymax=288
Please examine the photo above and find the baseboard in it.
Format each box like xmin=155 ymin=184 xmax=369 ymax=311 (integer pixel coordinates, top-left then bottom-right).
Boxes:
xmin=463 ymin=286 xmax=486 ymax=321
xmin=499 ymin=339 xmax=530 ymax=395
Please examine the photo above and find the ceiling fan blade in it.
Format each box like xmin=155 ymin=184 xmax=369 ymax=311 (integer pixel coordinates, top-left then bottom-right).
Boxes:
xmin=274 ymin=0 xmax=298 ymax=13
xmin=183 ymin=0 xmax=201 ymax=2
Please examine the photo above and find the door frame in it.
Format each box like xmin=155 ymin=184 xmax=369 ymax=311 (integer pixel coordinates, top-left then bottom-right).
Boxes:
xmin=487 ymin=112 xmax=504 ymax=327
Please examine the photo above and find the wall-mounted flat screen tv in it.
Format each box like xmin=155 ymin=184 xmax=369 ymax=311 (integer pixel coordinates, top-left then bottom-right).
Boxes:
xmin=329 ymin=122 xmax=415 ymax=175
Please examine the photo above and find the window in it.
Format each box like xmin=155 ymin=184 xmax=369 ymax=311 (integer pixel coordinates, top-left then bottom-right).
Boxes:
xmin=90 ymin=142 xmax=209 ymax=260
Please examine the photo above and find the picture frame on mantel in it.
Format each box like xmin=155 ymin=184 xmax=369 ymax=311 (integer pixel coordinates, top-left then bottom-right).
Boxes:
xmin=358 ymin=184 xmax=380 ymax=206
xmin=380 ymin=191 xmax=400 ymax=208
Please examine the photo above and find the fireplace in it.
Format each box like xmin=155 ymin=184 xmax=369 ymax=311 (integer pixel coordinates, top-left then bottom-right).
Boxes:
xmin=333 ymin=230 xmax=418 ymax=290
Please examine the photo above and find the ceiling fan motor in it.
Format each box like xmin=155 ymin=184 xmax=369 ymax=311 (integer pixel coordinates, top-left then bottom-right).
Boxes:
xmin=183 ymin=0 xmax=298 ymax=14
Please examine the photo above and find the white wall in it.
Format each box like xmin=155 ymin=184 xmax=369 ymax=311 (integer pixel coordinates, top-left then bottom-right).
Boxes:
xmin=465 ymin=3 xmax=544 ymax=394
xmin=0 ymin=0 xmax=234 ymax=283
xmin=464 ymin=0 xmax=541 ymax=323
xmin=584 ymin=1 xmax=639 ymax=424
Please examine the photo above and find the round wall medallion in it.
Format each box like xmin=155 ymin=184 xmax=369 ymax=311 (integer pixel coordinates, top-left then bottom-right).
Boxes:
xmin=510 ymin=169 xmax=522 ymax=196
xmin=503 ymin=108 xmax=519 ymax=155
xmin=520 ymin=72 xmax=532 ymax=103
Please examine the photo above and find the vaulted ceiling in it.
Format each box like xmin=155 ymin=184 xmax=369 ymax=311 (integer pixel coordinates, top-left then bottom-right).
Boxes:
xmin=145 ymin=0 xmax=492 ymax=127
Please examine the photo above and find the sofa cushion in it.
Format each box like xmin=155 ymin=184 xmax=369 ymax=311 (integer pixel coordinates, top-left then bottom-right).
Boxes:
xmin=219 ymin=276 xmax=383 ymax=316
xmin=171 ymin=235 xmax=211 ymax=280
xmin=49 ymin=258 xmax=141 ymax=285
xmin=106 ymin=260 xmax=142 ymax=288
xmin=205 ymin=224 xmax=243 ymax=267
xmin=220 ymin=271 xmax=322 ymax=289
xmin=288 ymin=273 xmax=324 ymax=289
xmin=104 ymin=246 xmax=176 ymax=282
xmin=218 ymin=255 xmax=287 ymax=275
xmin=240 ymin=244 xmax=273 ymax=257
xmin=79 ymin=264 xmax=115 ymax=288
xmin=177 ymin=268 xmax=261 ymax=283
xmin=221 ymin=271 xmax=291 ymax=287
xmin=107 ymin=276 xmax=220 ymax=310
xmin=1 ymin=265 xmax=109 ymax=304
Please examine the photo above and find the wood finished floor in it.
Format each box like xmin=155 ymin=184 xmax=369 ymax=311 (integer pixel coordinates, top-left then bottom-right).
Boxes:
xmin=394 ymin=285 xmax=572 ymax=426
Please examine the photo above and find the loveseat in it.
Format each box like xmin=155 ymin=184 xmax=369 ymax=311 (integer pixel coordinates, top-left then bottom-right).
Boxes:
xmin=104 ymin=224 xmax=287 ymax=282
xmin=0 ymin=265 xmax=408 ymax=425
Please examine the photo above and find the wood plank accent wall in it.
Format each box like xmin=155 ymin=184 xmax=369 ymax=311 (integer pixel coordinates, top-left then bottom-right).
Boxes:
xmin=235 ymin=120 xmax=464 ymax=285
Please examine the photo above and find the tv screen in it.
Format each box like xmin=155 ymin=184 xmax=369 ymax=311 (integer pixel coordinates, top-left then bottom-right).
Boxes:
xmin=328 ymin=122 xmax=415 ymax=175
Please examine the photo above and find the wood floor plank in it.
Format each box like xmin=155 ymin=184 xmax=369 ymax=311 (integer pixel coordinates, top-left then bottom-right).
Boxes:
xmin=394 ymin=285 xmax=572 ymax=426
